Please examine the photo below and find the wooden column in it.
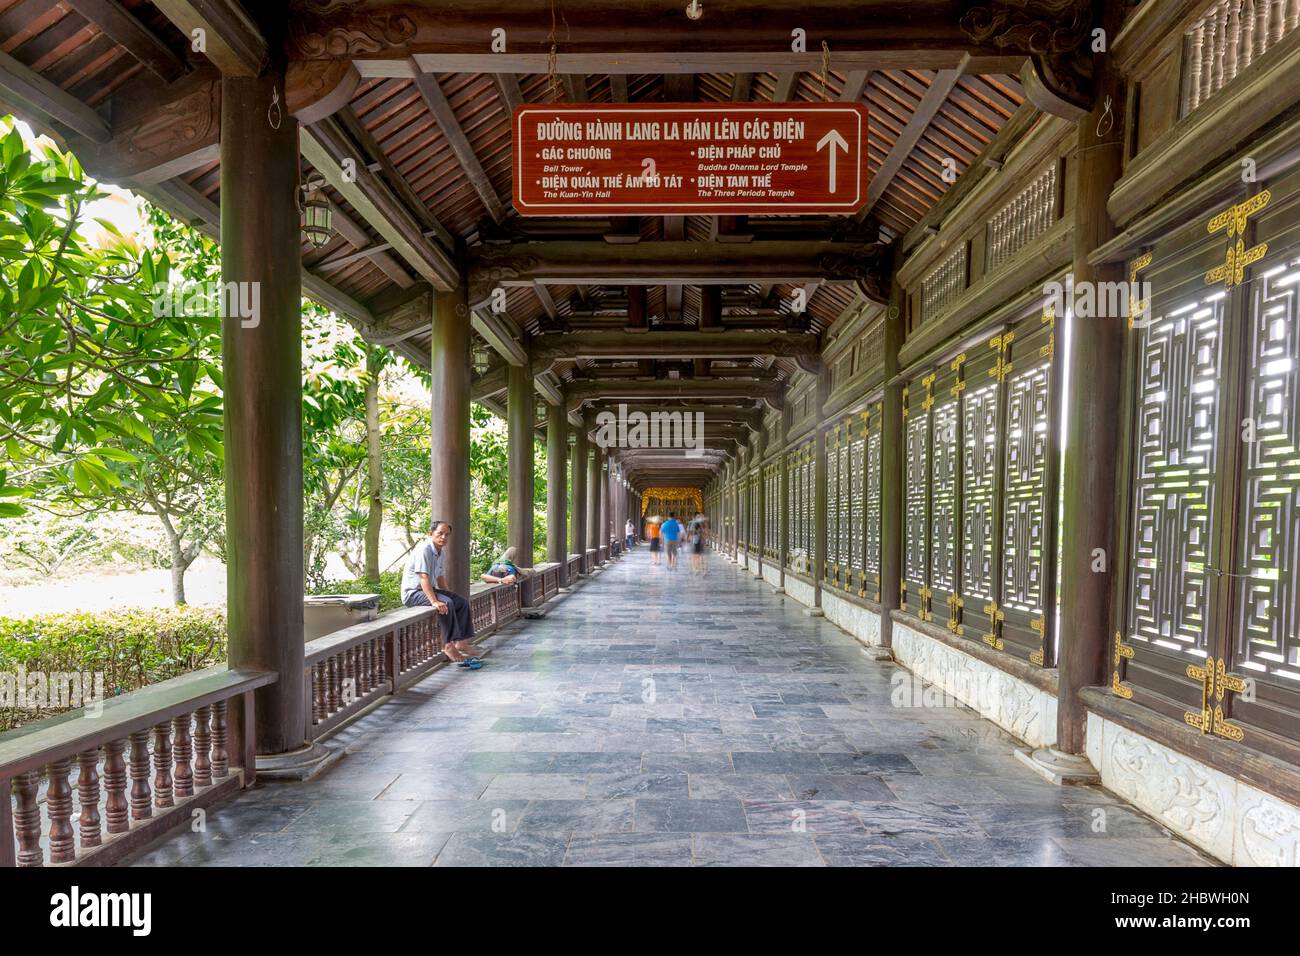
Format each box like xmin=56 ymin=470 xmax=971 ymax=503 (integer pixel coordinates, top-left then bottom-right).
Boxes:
xmin=755 ymin=431 xmax=767 ymax=576
xmin=507 ymin=359 xmax=535 ymax=568
xmin=571 ymin=427 xmax=588 ymax=566
xmin=625 ymin=286 xmax=647 ymax=333
xmin=813 ymin=370 xmax=830 ymax=607
xmin=879 ymin=246 xmax=907 ymax=649
xmin=586 ymin=419 xmax=601 ymax=553
xmin=220 ymin=69 xmax=305 ymax=755
xmin=598 ymin=450 xmax=610 ymax=552
xmin=430 ymin=285 xmax=472 ymax=594
xmin=777 ymin=409 xmax=790 ymax=589
xmin=547 ymin=402 xmax=568 ymax=582
xmin=1056 ymin=0 xmax=1128 ymax=757
xmin=699 ymin=285 xmax=722 ymax=332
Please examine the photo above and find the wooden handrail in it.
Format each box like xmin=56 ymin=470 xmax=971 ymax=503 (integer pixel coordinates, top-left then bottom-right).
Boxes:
xmin=0 ymin=666 xmax=275 ymax=779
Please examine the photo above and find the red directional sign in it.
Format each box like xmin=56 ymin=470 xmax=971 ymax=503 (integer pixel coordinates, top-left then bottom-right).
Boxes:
xmin=512 ymin=102 xmax=868 ymax=216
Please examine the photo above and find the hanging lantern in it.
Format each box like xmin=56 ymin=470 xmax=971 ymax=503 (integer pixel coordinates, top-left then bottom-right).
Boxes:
xmin=301 ymin=182 xmax=333 ymax=248
xmin=472 ymin=343 xmax=492 ymax=375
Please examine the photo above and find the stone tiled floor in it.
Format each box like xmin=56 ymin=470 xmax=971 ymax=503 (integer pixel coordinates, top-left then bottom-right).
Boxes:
xmin=128 ymin=549 xmax=1214 ymax=867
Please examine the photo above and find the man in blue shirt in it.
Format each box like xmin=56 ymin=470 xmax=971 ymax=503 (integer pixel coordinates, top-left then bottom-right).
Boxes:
xmin=402 ymin=520 xmax=478 ymax=666
xmin=660 ymin=513 xmax=683 ymax=569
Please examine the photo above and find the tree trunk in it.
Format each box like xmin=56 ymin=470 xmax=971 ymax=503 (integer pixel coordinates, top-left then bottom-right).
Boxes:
xmin=164 ymin=529 xmax=189 ymax=606
xmin=364 ymin=348 xmax=383 ymax=585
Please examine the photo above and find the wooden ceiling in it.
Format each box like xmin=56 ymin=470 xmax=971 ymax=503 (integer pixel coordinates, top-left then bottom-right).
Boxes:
xmin=0 ymin=0 xmax=1034 ymax=485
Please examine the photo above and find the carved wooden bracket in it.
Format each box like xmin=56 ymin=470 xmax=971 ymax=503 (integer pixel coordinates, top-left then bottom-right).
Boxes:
xmin=959 ymin=0 xmax=1095 ymax=121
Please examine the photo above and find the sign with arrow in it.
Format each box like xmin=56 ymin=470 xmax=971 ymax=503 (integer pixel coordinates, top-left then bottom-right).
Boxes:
xmin=512 ymin=102 xmax=868 ymax=216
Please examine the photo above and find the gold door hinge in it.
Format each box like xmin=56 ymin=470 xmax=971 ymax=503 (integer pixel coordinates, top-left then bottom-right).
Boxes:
xmin=1111 ymin=631 xmax=1135 ymax=699
xmin=947 ymin=593 xmax=964 ymax=636
xmin=988 ymin=332 xmax=1014 ymax=383
xmin=1204 ymin=191 xmax=1271 ymax=290
xmin=982 ymin=600 xmax=1005 ymax=651
xmin=1029 ymin=615 xmax=1047 ymax=665
xmin=918 ymin=584 xmax=933 ymax=622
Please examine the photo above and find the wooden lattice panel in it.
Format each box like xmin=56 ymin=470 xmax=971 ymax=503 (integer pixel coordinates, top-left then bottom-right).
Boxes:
xmin=1236 ymin=252 xmax=1300 ymax=682
xmin=960 ymin=348 xmax=1001 ymax=637
xmin=1127 ymin=291 xmax=1224 ymax=658
xmin=904 ymin=380 xmax=931 ymax=608
xmin=864 ymin=410 xmax=883 ymax=600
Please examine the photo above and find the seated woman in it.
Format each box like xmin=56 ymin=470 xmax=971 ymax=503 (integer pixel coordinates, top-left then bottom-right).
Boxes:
xmin=400 ymin=520 xmax=480 ymax=667
xmin=480 ymin=546 xmax=520 ymax=585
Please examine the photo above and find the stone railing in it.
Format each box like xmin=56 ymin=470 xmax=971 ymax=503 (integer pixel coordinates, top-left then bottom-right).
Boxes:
xmin=1 ymin=667 xmax=275 ymax=867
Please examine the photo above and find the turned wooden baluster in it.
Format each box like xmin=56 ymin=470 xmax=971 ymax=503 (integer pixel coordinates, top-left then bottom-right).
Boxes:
xmin=358 ymin=641 xmax=370 ymax=695
xmin=1255 ymin=0 xmax=1271 ymax=54
xmin=47 ymin=758 xmax=76 ymax=864
xmin=1241 ymin=0 xmax=1256 ymax=67
xmin=1271 ymin=0 xmax=1286 ymax=43
xmin=128 ymin=730 xmax=152 ymax=820
xmin=103 ymin=738 xmax=129 ymax=834
xmin=1201 ymin=11 xmax=1217 ymax=101
xmin=343 ymin=646 xmax=355 ymax=705
xmin=1187 ymin=22 xmax=1205 ymax=113
xmin=77 ymin=749 xmax=102 ymax=849
xmin=327 ymin=655 xmax=340 ymax=712
xmin=1224 ymin=0 xmax=1241 ymax=83
xmin=173 ymin=713 xmax=194 ymax=799
xmin=12 ymin=771 xmax=43 ymax=867
xmin=152 ymin=722 xmax=174 ymax=808
xmin=211 ymin=700 xmax=229 ymax=778
xmin=312 ymin=663 xmax=326 ymax=723
xmin=193 ymin=705 xmax=213 ymax=788
xmin=1287 ymin=0 xmax=1299 ymax=32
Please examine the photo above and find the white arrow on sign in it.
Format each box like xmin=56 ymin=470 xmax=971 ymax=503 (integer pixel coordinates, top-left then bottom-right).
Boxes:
xmin=816 ymin=128 xmax=849 ymax=194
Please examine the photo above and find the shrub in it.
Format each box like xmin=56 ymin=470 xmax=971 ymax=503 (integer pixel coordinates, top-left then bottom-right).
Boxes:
xmin=0 ymin=607 xmax=226 ymax=732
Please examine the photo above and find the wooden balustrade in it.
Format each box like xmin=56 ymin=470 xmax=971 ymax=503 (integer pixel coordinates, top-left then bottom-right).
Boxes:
xmin=566 ymin=554 xmax=583 ymax=582
xmin=919 ymin=245 xmax=967 ymax=324
xmin=4 ymin=570 xmax=597 ymax=867
xmin=986 ymin=163 xmax=1058 ymax=273
xmin=0 ymin=668 xmax=273 ymax=867
xmin=1182 ymin=0 xmax=1300 ymax=116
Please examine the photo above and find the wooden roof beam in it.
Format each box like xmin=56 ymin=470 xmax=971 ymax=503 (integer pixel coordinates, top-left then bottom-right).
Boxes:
xmin=409 ymin=60 xmax=507 ymax=224
xmin=855 ymin=58 xmax=967 ymax=222
xmin=66 ymin=0 xmax=188 ymax=82
xmin=152 ymin=0 xmax=266 ymax=76
xmin=0 ymin=49 xmax=110 ymax=143
xmin=468 ymin=241 xmax=889 ymax=307
xmin=301 ymin=117 xmax=459 ymax=290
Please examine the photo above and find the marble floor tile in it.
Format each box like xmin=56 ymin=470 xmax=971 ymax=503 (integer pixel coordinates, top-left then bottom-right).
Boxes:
xmin=132 ymin=549 xmax=1210 ymax=867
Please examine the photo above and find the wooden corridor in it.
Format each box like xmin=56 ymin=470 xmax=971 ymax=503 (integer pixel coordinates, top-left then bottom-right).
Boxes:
xmin=126 ymin=549 xmax=1210 ymax=867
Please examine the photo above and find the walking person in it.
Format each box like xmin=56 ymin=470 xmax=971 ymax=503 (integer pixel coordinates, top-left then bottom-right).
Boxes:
xmin=625 ymin=517 xmax=635 ymax=550
xmin=687 ymin=511 xmax=708 ymax=575
xmin=660 ymin=513 xmax=683 ymax=570
xmin=401 ymin=520 xmax=481 ymax=669
xmin=646 ymin=514 xmax=663 ymax=565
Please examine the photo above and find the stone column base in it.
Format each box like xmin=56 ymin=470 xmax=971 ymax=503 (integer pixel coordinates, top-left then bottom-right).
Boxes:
xmin=255 ymin=741 xmax=341 ymax=782
xmin=1014 ymin=747 xmax=1101 ymax=786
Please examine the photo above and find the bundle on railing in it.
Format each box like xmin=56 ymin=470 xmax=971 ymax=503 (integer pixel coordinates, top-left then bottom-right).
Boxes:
xmin=1 ymin=667 xmax=274 ymax=867
xmin=1182 ymin=0 xmax=1300 ymax=116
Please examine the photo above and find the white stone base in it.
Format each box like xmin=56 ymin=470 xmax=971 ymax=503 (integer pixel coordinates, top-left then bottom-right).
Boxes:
xmin=762 ymin=563 xmax=782 ymax=589
xmin=821 ymin=591 xmax=882 ymax=647
xmin=1086 ymin=711 xmax=1300 ymax=866
xmin=891 ymin=621 xmax=1057 ymax=749
xmin=783 ymin=575 xmax=816 ymax=608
